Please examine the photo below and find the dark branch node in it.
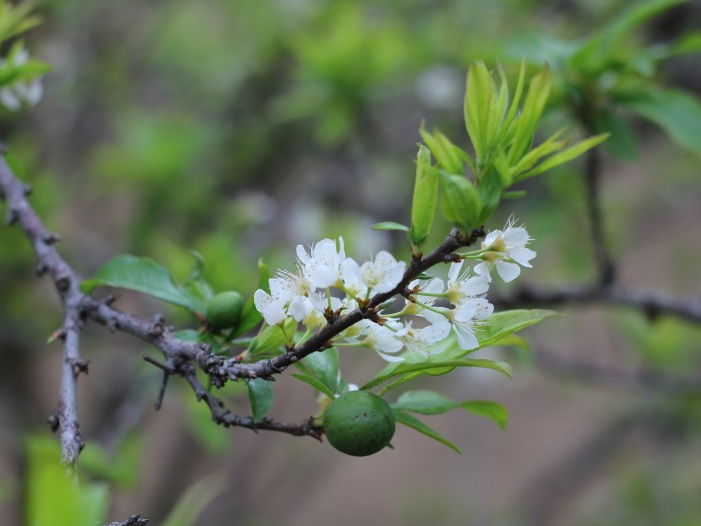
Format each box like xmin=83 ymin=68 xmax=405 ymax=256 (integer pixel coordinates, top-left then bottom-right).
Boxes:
xmin=102 ymin=294 xmax=117 ymax=307
xmin=148 ymin=315 xmax=165 ymax=337
xmin=70 ymin=358 xmax=90 ymax=377
xmin=106 ymin=514 xmax=149 ymax=526
xmin=5 ymin=208 xmax=18 ymax=226
xmin=42 ymin=231 xmax=61 ymax=244
xmin=56 ymin=276 xmax=71 ymax=292
xmin=36 ymin=261 xmax=48 ymax=276
xmin=21 ymin=183 xmax=31 ymax=196
xmin=47 ymin=413 xmax=59 ymax=433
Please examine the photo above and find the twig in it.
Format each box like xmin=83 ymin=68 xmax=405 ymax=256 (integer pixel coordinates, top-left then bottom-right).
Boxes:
xmin=494 ymin=283 xmax=701 ymax=323
xmin=181 ymin=363 xmax=324 ymax=440
xmin=582 ymin=145 xmax=615 ymax=286
xmin=0 ymin=154 xmax=86 ymax=464
xmin=105 ymin=515 xmax=149 ymax=526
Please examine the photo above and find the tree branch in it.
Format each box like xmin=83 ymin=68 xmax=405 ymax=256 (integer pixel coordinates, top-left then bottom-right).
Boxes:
xmin=105 ymin=515 xmax=149 ymax=526
xmin=582 ymin=145 xmax=615 ymax=286
xmin=0 ymin=154 xmax=86 ymax=464
xmin=494 ymin=283 xmax=701 ymax=323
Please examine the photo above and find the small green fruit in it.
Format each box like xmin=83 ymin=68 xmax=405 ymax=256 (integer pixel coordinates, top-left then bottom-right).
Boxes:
xmin=323 ymin=390 xmax=396 ymax=457
xmin=206 ymin=291 xmax=245 ymax=330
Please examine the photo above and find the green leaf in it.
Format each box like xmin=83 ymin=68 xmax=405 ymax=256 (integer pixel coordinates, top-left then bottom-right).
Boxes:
xmin=391 ymin=391 xmax=509 ymax=430
xmin=292 ymin=373 xmax=337 ymax=399
xmin=81 ymin=255 xmax=207 ymax=314
xmin=489 ymin=333 xmax=531 ymax=352
xmin=462 ymin=401 xmax=509 ymax=429
xmin=617 ymin=86 xmax=701 ymax=157
xmin=300 ymin=347 xmax=339 ymax=396
xmin=410 ymin=309 xmax=557 ymax=363
xmin=419 ymin=124 xmax=463 ymax=174
xmin=25 ymin=436 xmax=110 ymax=526
xmin=391 ymin=390 xmax=460 ymax=415
xmin=160 ymin=472 xmax=228 ymax=526
xmin=248 ymin=378 xmax=273 ymax=420
xmin=476 ymin=166 xmax=503 ymax=224
xmin=372 ymin=221 xmax=409 ymax=232
xmin=247 ymin=324 xmax=286 ymax=361
xmin=181 ymin=252 xmax=213 ymax=307
xmin=393 ymin=410 xmax=461 ymax=453
xmin=464 ymin=61 xmax=494 ymax=159
xmin=508 ymin=64 xmax=551 ymax=165
xmin=438 ymin=171 xmax=482 ymax=231
xmin=409 ymin=144 xmax=438 ymax=247
xmin=516 ymin=133 xmax=609 ymax=180
xmin=595 ymin=110 xmax=639 ymax=161
xmin=361 ymin=358 xmax=512 ymax=391
xmin=571 ymin=0 xmax=687 ymax=73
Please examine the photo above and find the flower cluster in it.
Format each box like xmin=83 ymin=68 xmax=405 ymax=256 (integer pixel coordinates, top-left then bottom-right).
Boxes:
xmin=254 ymin=221 xmax=535 ymax=362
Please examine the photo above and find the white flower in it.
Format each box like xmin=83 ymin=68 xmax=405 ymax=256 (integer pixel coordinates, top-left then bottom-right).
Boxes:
xmin=356 ymin=320 xmax=405 ymax=362
xmin=269 ymin=270 xmax=313 ymax=305
xmin=297 ymin=237 xmax=346 ymax=289
xmin=425 ymin=297 xmax=493 ymax=350
xmin=288 ymin=294 xmax=327 ymax=329
xmin=397 ymin=317 xmax=452 ymax=358
xmin=475 ymin=220 xmax=536 ymax=283
xmin=445 ymin=261 xmax=489 ymax=305
xmin=253 ymin=289 xmax=287 ymax=326
xmin=341 ymin=251 xmax=405 ymax=297
xmin=403 ymin=277 xmax=444 ymax=315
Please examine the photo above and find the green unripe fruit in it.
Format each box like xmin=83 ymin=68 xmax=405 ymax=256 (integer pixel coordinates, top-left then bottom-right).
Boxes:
xmin=323 ymin=390 xmax=396 ymax=457
xmin=206 ymin=291 xmax=245 ymax=330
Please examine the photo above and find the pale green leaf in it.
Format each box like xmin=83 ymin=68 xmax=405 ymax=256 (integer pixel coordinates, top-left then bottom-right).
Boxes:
xmin=292 ymin=373 xmax=336 ymax=399
xmin=618 ymin=86 xmax=701 ymax=157
xmin=361 ymin=358 xmax=512 ymax=391
xmin=300 ymin=348 xmax=339 ymax=396
xmin=516 ymin=133 xmax=609 ymax=180
xmin=409 ymin=144 xmax=438 ymax=246
xmin=393 ymin=410 xmax=461 ymax=453
xmin=439 ymin=171 xmax=482 ymax=231
xmin=464 ymin=61 xmax=494 ymax=159
xmin=372 ymin=221 xmax=409 ymax=232
xmin=160 ymin=472 xmax=228 ymax=526
xmin=248 ymin=378 xmax=273 ymax=421
xmin=461 ymin=401 xmax=509 ymax=429
xmin=81 ymin=255 xmax=207 ymax=314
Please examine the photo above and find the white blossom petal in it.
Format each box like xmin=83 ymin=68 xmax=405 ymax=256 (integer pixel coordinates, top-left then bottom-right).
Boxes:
xmin=496 ymin=260 xmax=521 ymax=282
xmin=253 ymin=289 xmax=287 ymax=325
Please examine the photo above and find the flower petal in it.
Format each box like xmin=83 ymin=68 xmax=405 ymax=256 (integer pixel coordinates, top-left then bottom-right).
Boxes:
xmin=253 ymin=289 xmax=287 ymax=325
xmin=502 ymin=227 xmax=530 ymax=247
xmin=495 ymin=261 xmax=521 ymax=282
xmin=508 ymin=247 xmax=536 ymax=267
xmin=454 ymin=324 xmax=479 ymax=350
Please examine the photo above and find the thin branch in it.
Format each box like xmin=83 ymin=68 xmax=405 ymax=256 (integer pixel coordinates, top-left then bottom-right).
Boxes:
xmin=0 ymin=154 xmax=86 ymax=464
xmin=582 ymin=145 xmax=615 ymax=286
xmin=494 ymin=283 xmax=701 ymax=323
xmin=181 ymin=363 xmax=323 ymax=440
xmin=105 ymin=515 xmax=149 ymax=526
xmin=57 ymin=307 xmax=85 ymax=464
xmin=535 ymin=347 xmax=701 ymax=395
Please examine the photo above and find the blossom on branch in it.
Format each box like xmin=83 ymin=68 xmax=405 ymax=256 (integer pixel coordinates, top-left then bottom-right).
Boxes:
xmin=474 ymin=220 xmax=536 ymax=283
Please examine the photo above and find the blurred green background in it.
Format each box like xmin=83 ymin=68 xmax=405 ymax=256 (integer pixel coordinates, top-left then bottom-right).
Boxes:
xmin=2 ymin=0 xmax=701 ymax=524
